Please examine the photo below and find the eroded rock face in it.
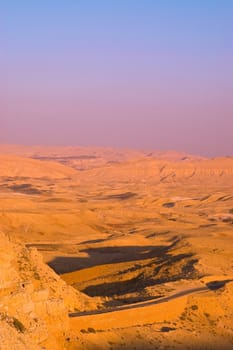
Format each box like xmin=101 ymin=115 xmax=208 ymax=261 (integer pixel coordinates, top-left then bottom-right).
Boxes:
xmin=0 ymin=231 xmax=93 ymax=350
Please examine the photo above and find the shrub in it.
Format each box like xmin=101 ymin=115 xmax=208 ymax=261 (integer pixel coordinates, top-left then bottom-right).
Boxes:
xmin=87 ymin=327 xmax=96 ymax=333
xmin=191 ymin=304 xmax=198 ymax=310
xmin=12 ymin=317 xmax=26 ymax=333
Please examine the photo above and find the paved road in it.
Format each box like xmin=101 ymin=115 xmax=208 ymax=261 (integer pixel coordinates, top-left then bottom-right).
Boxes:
xmin=69 ymin=278 xmax=233 ymax=318
xmin=69 ymin=285 xmax=208 ymax=318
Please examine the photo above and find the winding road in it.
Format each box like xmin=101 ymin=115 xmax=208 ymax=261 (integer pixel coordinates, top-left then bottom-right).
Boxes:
xmin=69 ymin=279 xmax=232 ymax=332
xmin=69 ymin=285 xmax=208 ymax=318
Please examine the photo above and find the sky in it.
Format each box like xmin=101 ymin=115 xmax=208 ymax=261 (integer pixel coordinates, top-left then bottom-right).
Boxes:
xmin=1 ymin=0 xmax=233 ymax=156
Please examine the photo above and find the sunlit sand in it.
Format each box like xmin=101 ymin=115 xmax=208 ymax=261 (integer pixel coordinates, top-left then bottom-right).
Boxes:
xmin=0 ymin=146 xmax=232 ymax=349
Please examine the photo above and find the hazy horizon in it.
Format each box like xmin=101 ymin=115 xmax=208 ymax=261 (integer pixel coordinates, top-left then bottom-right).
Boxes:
xmin=2 ymin=1 xmax=233 ymax=157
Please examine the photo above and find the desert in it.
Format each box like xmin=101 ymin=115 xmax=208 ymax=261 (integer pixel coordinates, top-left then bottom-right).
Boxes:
xmin=3 ymin=1 xmax=233 ymax=348
xmin=0 ymin=145 xmax=232 ymax=349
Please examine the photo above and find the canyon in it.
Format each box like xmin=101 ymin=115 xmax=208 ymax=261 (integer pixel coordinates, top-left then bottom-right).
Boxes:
xmin=0 ymin=145 xmax=233 ymax=349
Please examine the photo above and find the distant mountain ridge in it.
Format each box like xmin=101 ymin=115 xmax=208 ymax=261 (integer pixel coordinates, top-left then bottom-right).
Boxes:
xmin=0 ymin=144 xmax=204 ymax=172
xmin=0 ymin=147 xmax=232 ymax=186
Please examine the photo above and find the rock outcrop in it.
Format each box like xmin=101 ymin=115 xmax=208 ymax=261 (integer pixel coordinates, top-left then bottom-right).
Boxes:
xmin=0 ymin=231 xmax=94 ymax=350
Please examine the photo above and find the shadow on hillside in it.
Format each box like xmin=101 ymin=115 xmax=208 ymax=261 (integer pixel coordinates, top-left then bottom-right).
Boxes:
xmin=69 ymin=279 xmax=233 ymax=318
xmin=47 ymin=241 xmax=179 ymax=274
xmin=206 ymin=279 xmax=233 ymax=290
xmin=81 ymin=254 xmax=197 ymax=298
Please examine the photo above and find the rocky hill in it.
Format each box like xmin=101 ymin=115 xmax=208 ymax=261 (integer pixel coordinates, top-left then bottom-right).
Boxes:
xmin=0 ymin=231 xmax=97 ymax=350
xmin=0 ymin=155 xmax=77 ymax=179
xmin=0 ymin=145 xmax=204 ymax=171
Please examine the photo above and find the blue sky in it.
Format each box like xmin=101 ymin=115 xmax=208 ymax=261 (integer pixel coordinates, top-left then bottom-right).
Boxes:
xmin=2 ymin=1 xmax=233 ymax=156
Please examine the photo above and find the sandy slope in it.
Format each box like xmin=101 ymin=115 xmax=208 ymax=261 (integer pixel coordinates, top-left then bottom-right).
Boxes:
xmin=0 ymin=154 xmax=78 ymax=178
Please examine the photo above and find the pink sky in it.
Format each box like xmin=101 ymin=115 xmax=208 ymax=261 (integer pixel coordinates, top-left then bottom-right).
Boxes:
xmin=2 ymin=1 xmax=233 ymax=156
